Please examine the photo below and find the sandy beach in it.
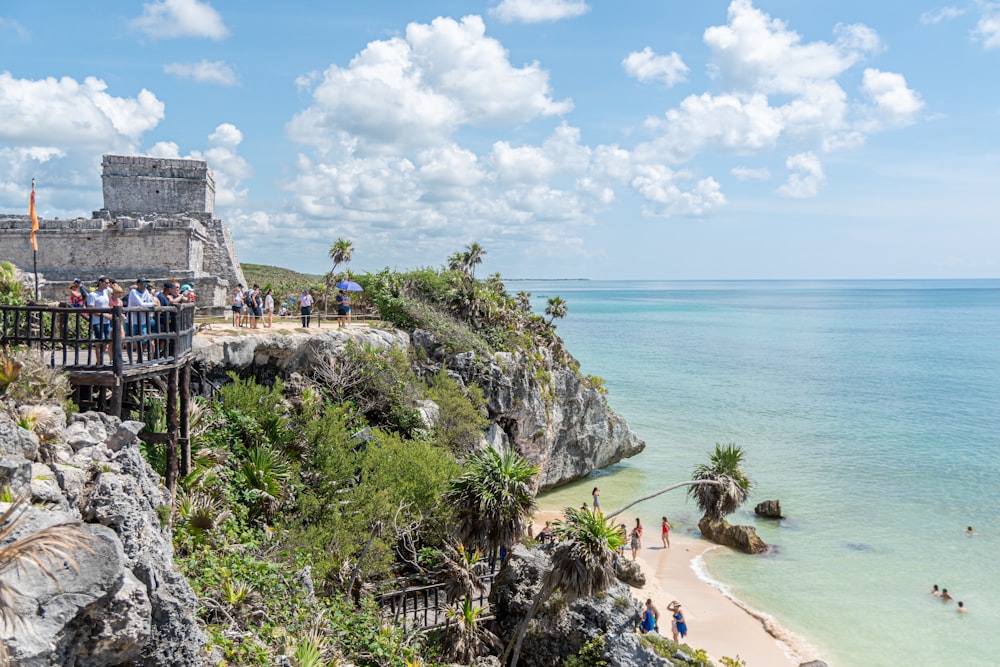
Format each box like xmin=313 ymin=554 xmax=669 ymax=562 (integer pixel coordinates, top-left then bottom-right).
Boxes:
xmin=533 ymin=510 xmax=818 ymax=667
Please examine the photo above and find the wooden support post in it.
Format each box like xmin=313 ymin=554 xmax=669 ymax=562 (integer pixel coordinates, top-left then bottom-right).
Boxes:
xmin=165 ymin=365 xmax=179 ymax=497
xmin=110 ymin=304 xmax=124 ymax=417
xmin=179 ymin=362 xmax=192 ymax=476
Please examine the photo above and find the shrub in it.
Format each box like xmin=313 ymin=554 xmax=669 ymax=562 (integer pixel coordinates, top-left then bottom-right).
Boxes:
xmin=424 ymin=368 xmax=488 ymax=453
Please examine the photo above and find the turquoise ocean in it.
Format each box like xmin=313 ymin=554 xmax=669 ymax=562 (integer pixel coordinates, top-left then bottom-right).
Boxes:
xmin=522 ymin=279 xmax=1000 ymax=667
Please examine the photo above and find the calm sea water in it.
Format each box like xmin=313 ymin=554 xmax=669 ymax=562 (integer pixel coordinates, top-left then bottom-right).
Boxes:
xmin=522 ymin=280 xmax=1000 ymax=667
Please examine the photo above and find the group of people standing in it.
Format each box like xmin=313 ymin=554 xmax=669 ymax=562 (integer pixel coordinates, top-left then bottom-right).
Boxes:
xmin=68 ymin=275 xmax=197 ymax=360
xmin=231 ymin=284 xmax=275 ymax=329
xmin=640 ymin=598 xmax=688 ymax=642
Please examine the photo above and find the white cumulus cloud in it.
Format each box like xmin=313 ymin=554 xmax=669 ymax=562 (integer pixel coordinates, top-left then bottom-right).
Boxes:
xmin=777 ymin=152 xmax=825 ymax=198
xmin=973 ymin=3 xmax=1000 ymax=49
xmin=288 ymin=15 xmax=571 ymax=152
xmin=622 ymin=48 xmax=689 ymax=86
xmin=163 ymin=60 xmax=238 ymax=86
xmin=490 ymin=0 xmax=590 ymax=24
xmin=152 ymin=123 xmax=253 ymax=207
xmin=131 ymin=0 xmax=228 ymax=40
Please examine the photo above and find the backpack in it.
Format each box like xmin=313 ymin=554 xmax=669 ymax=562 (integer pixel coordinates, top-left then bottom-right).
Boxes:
xmin=244 ymin=290 xmax=257 ymax=308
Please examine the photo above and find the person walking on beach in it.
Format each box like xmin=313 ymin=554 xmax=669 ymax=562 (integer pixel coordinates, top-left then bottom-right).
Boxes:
xmin=592 ymin=487 xmax=600 ymax=511
xmin=617 ymin=523 xmax=627 ymax=556
xmin=668 ymin=601 xmax=687 ymax=642
xmin=630 ymin=525 xmax=641 ymax=561
xmin=661 ymin=516 xmax=671 ymax=548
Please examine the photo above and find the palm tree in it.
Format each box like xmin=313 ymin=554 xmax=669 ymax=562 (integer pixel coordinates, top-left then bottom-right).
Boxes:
xmin=329 ymin=237 xmax=354 ymax=275
xmin=447 ymin=251 xmax=466 ymax=274
xmin=503 ymin=506 xmax=624 ymax=667
xmin=544 ymin=296 xmax=567 ymax=325
xmin=463 ymin=242 xmax=486 ymax=279
xmin=438 ymin=543 xmax=497 ymax=662
xmin=441 ymin=596 xmax=500 ymax=663
xmin=688 ymin=443 xmax=753 ymax=519
xmin=514 ymin=291 xmax=532 ymax=313
xmin=324 ymin=237 xmax=354 ymax=315
xmin=443 ymin=447 xmax=538 ymax=559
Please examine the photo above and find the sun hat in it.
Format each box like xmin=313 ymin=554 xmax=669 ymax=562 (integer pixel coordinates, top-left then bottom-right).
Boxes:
xmin=181 ymin=284 xmax=191 ymax=292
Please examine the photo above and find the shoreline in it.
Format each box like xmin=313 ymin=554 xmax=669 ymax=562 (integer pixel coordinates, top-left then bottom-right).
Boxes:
xmin=532 ymin=509 xmax=822 ymax=666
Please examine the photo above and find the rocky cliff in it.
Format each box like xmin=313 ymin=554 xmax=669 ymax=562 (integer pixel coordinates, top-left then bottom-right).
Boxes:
xmin=0 ymin=410 xmax=210 ymax=666
xmin=192 ymin=325 xmax=644 ymax=490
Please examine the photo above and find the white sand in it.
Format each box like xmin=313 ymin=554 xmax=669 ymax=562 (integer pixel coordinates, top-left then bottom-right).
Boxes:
xmin=532 ymin=510 xmax=822 ymax=666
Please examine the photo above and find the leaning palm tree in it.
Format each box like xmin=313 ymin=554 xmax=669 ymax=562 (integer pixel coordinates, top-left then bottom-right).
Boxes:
xmin=443 ymin=447 xmax=538 ymax=559
xmin=0 ymin=496 xmax=93 ymax=666
xmin=503 ymin=506 xmax=624 ymax=667
xmin=688 ymin=443 xmax=753 ymax=519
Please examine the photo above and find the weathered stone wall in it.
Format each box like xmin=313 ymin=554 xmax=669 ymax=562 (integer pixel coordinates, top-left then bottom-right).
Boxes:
xmin=102 ymin=154 xmax=215 ymax=215
xmin=0 ymin=155 xmax=246 ymax=311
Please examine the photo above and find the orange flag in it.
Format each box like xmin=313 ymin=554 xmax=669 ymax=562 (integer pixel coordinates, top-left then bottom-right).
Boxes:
xmin=29 ymin=179 xmax=39 ymax=252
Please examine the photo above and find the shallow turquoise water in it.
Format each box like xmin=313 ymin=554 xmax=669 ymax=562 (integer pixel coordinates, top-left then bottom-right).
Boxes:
xmin=524 ymin=280 xmax=1000 ymax=667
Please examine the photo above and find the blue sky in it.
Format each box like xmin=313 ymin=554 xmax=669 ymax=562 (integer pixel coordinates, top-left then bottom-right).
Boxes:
xmin=1 ymin=0 xmax=998 ymax=280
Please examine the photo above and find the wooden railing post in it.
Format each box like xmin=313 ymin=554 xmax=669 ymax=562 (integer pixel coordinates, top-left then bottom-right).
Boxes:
xmin=110 ymin=305 xmax=124 ymax=417
xmin=165 ymin=365 xmax=179 ymax=497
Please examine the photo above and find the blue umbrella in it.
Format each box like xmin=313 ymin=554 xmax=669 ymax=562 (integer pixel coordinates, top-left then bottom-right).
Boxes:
xmin=336 ymin=280 xmax=363 ymax=291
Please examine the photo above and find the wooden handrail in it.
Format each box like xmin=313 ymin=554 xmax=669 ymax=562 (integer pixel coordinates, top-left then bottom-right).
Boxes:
xmin=0 ymin=303 xmax=197 ymax=371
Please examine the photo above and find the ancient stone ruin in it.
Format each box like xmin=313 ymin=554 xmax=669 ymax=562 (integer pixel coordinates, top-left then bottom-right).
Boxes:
xmin=0 ymin=155 xmax=246 ymax=311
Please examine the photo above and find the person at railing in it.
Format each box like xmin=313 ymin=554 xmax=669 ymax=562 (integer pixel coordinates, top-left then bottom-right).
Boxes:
xmin=127 ymin=278 xmax=156 ymax=360
xmin=68 ymin=279 xmax=86 ymax=308
xmin=86 ymin=276 xmax=113 ymax=364
xmin=109 ymin=284 xmax=127 ymax=348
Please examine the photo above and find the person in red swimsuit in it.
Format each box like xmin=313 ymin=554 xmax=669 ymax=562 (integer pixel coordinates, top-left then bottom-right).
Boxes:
xmin=661 ymin=516 xmax=671 ymax=548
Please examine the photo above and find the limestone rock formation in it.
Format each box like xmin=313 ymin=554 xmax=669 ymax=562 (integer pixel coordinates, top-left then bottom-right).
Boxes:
xmin=754 ymin=499 xmax=783 ymax=519
xmin=491 ymin=544 xmax=665 ymax=667
xmin=0 ymin=411 xmax=210 ymax=666
xmin=697 ymin=516 xmax=769 ymax=554
xmin=412 ymin=330 xmax=645 ymax=490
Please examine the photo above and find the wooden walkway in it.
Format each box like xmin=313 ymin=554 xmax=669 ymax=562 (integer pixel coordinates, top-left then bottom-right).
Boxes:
xmin=1 ymin=302 xmax=197 ymax=492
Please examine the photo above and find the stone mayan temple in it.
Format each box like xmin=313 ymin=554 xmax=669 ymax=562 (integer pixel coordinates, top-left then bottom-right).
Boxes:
xmin=0 ymin=155 xmax=246 ymax=311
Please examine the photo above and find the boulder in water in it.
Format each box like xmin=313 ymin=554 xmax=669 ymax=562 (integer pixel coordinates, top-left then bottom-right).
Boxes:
xmin=754 ymin=499 xmax=784 ymax=519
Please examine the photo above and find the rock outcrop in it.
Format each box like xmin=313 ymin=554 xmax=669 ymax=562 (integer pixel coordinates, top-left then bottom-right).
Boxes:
xmin=697 ymin=515 xmax=769 ymax=555
xmin=754 ymin=499 xmax=783 ymax=519
xmin=192 ymin=326 xmax=645 ymax=491
xmin=412 ymin=330 xmax=645 ymax=489
xmin=0 ymin=410 xmax=210 ymax=666
xmin=491 ymin=544 xmax=666 ymax=667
